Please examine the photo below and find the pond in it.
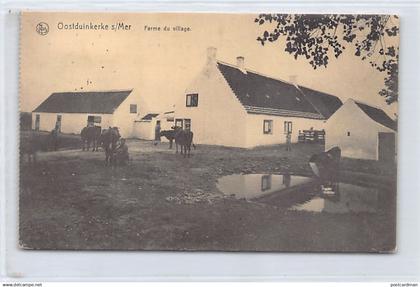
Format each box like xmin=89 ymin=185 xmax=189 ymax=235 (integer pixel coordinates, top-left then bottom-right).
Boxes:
xmin=216 ymin=173 xmax=380 ymax=214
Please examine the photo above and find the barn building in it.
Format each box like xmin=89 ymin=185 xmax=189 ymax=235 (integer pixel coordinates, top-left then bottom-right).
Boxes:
xmin=325 ymin=99 xmax=397 ymax=161
xmin=32 ymin=90 xmax=144 ymax=138
xmin=173 ymin=47 xmax=343 ymax=148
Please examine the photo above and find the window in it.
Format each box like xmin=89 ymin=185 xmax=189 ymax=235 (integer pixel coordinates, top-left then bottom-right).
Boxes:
xmin=175 ymin=119 xmax=183 ymax=129
xmin=186 ymin=93 xmax=199 ymax=107
xmin=57 ymin=115 xmax=62 ymax=122
xmin=87 ymin=115 xmax=101 ymax=125
xmin=282 ymin=174 xmax=291 ymax=187
xmin=130 ymin=104 xmax=137 ymax=114
xmin=261 ymin=175 xmax=272 ymax=191
xmin=284 ymin=121 xmax=292 ymax=134
xmin=347 ymin=131 xmax=351 ymax=136
xmin=166 ymin=117 xmax=174 ymax=122
xmin=263 ymin=120 xmax=273 ymax=134
xmin=174 ymin=119 xmax=191 ymax=130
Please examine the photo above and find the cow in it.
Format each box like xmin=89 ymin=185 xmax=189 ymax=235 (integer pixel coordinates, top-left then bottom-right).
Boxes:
xmin=174 ymin=127 xmax=194 ymax=158
xmin=81 ymin=126 xmax=102 ymax=151
xmin=309 ymin=146 xmax=341 ymax=183
xmin=100 ymin=127 xmax=121 ymax=166
xmin=160 ymin=130 xmax=176 ymax=149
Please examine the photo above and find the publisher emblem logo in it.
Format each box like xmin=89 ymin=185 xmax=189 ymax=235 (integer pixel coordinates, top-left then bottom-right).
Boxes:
xmin=36 ymin=22 xmax=49 ymax=35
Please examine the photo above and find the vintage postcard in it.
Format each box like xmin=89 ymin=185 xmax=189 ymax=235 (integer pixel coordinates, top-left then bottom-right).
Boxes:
xmin=19 ymin=12 xmax=398 ymax=251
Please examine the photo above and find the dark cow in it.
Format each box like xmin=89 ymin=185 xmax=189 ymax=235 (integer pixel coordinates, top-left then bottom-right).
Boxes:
xmin=309 ymin=146 xmax=341 ymax=182
xmin=160 ymin=130 xmax=176 ymax=149
xmin=174 ymin=127 xmax=194 ymax=157
xmin=81 ymin=126 xmax=102 ymax=151
xmin=100 ymin=127 xmax=121 ymax=166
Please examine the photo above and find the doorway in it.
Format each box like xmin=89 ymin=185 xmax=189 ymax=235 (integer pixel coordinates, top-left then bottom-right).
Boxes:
xmin=378 ymin=132 xmax=395 ymax=162
xmin=56 ymin=115 xmax=62 ymax=132
xmin=34 ymin=114 xmax=40 ymax=131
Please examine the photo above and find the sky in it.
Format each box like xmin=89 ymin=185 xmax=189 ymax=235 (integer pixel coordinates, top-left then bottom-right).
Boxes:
xmin=20 ymin=12 xmax=398 ymax=118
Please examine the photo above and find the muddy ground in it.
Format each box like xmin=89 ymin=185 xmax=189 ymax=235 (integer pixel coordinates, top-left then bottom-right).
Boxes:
xmin=19 ymin=133 xmax=396 ymax=252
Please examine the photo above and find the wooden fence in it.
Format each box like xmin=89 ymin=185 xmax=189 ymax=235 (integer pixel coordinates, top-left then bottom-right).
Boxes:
xmin=298 ymin=130 xmax=325 ymax=144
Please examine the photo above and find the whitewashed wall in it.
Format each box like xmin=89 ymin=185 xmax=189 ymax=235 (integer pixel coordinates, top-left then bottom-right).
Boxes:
xmin=113 ymin=90 xmax=144 ymax=138
xmin=325 ymin=99 xmax=395 ymax=160
xmin=31 ymin=112 xmax=113 ymax=134
xmin=245 ymin=114 xmax=325 ymax=148
xmin=174 ymin=61 xmax=248 ymax=147
xmin=133 ymin=120 xmax=155 ymax=140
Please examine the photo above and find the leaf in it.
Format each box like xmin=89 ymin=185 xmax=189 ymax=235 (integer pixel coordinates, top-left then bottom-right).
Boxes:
xmin=254 ymin=14 xmax=399 ymax=104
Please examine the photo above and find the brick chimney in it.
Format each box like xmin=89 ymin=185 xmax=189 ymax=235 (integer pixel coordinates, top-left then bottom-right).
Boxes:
xmin=236 ymin=56 xmax=245 ymax=70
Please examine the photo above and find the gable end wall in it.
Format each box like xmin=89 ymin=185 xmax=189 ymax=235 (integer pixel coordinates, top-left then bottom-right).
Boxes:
xmin=174 ymin=62 xmax=248 ymax=147
xmin=325 ymin=100 xmax=395 ymax=160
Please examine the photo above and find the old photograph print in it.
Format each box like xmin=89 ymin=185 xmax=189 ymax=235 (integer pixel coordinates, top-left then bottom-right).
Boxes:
xmin=19 ymin=13 xmax=399 ymax=251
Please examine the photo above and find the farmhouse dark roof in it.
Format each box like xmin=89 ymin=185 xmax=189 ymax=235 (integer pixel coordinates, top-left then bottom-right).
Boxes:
xmin=355 ymin=101 xmax=397 ymax=131
xmin=298 ymin=86 xmax=343 ymax=118
xmin=217 ymin=61 xmax=342 ymax=119
xmin=141 ymin=113 xmax=159 ymax=121
xmin=33 ymin=90 xmax=132 ymax=114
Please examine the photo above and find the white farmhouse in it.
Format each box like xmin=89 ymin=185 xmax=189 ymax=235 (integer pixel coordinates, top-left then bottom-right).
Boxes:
xmin=174 ymin=47 xmax=343 ymax=148
xmin=325 ymin=99 xmax=397 ymax=161
xmin=32 ymin=90 xmax=143 ymax=138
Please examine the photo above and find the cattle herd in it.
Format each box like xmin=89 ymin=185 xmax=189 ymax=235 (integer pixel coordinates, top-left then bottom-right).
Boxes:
xmin=21 ymin=125 xmax=195 ymax=166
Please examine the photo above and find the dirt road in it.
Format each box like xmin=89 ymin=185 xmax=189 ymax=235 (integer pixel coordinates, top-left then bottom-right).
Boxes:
xmin=19 ymin=139 xmax=396 ymax=252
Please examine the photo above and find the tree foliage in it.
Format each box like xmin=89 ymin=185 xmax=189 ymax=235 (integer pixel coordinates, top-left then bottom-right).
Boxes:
xmin=255 ymin=14 xmax=399 ymax=104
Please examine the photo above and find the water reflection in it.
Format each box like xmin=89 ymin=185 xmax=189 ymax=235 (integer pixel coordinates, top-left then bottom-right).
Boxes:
xmin=216 ymin=173 xmax=312 ymax=200
xmin=291 ymin=183 xmax=378 ymax=214
xmin=216 ymin=173 xmax=379 ymax=214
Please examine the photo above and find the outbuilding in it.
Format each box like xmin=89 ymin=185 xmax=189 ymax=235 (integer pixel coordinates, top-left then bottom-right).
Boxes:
xmin=325 ymin=99 xmax=397 ymax=161
xmin=32 ymin=90 xmax=143 ymax=138
xmin=132 ymin=111 xmax=175 ymax=141
xmin=132 ymin=113 xmax=159 ymax=140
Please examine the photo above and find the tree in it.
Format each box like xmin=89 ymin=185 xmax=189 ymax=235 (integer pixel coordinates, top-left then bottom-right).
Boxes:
xmin=255 ymin=14 xmax=399 ymax=104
